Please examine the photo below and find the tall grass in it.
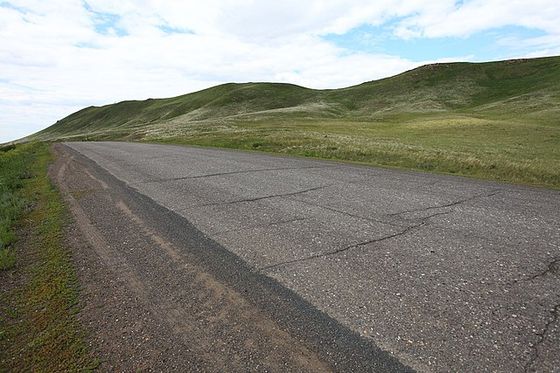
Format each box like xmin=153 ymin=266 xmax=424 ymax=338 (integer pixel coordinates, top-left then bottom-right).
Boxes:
xmin=0 ymin=144 xmax=36 ymax=270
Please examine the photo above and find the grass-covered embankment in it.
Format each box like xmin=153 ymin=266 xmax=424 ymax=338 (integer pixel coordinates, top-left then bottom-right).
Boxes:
xmin=0 ymin=143 xmax=96 ymax=371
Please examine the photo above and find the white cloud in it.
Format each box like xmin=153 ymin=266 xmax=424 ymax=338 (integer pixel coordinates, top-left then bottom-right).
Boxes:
xmin=394 ymin=0 xmax=560 ymax=38
xmin=1 ymin=0 xmax=559 ymax=142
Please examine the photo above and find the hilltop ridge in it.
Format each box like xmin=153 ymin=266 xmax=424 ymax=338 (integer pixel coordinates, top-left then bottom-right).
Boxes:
xmin=33 ymin=56 xmax=560 ymax=140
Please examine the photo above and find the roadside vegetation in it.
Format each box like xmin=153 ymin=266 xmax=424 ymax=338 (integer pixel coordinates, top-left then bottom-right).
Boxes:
xmin=0 ymin=144 xmax=32 ymax=269
xmin=0 ymin=143 xmax=96 ymax=371
xmin=151 ymin=114 xmax=560 ymax=188
xmin=30 ymin=56 xmax=560 ymax=188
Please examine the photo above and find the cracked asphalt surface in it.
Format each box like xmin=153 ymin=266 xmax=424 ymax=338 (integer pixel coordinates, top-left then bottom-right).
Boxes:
xmin=61 ymin=141 xmax=560 ymax=372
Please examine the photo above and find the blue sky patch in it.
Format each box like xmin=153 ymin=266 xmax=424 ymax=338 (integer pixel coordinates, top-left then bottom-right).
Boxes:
xmin=0 ymin=1 xmax=28 ymax=14
xmin=323 ymin=24 xmax=547 ymax=61
xmin=83 ymin=1 xmax=127 ymax=37
xmin=158 ymin=24 xmax=194 ymax=35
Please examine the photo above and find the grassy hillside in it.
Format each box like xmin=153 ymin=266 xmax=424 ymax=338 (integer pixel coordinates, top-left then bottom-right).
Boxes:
xmin=31 ymin=56 xmax=560 ymax=187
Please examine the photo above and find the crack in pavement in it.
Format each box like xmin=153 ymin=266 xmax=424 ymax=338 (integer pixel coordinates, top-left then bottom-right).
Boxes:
xmin=259 ymin=203 xmax=455 ymax=272
xmin=144 ymin=165 xmax=334 ymax=183
xmin=408 ymin=209 xmax=455 ymax=221
xmin=524 ymin=303 xmax=560 ymax=372
xmin=508 ymin=257 xmax=560 ymax=287
xmin=288 ymin=197 xmax=410 ymax=229
xmin=213 ymin=217 xmax=310 ymax=236
xmin=394 ymin=209 xmax=456 ymax=224
xmin=284 ymin=189 xmax=499 ymax=234
xmin=198 ymin=184 xmax=332 ymax=207
xmin=526 ymin=257 xmax=560 ymax=281
xmin=259 ymin=218 xmax=438 ymax=273
xmin=260 ymin=223 xmax=425 ymax=272
xmin=388 ymin=189 xmax=502 ymax=217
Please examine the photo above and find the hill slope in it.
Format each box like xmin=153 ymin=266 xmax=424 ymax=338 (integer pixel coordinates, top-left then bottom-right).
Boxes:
xmin=31 ymin=56 xmax=560 ymax=187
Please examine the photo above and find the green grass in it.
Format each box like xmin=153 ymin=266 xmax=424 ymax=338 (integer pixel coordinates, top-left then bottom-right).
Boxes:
xmin=0 ymin=143 xmax=97 ymax=371
xmin=149 ymin=115 xmax=560 ymax=187
xmin=0 ymin=144 xmax=34 ymax=269
xmin=29 ymin=55 xmax=560 ymax=188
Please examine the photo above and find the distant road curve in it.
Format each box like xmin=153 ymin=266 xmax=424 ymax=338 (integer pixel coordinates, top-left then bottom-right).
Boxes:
xmin=61 ymin=141 xmax=560 ymax=372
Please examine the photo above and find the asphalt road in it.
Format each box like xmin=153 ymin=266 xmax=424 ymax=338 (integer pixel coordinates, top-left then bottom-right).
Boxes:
xmin=62 ymin=141 xmax=560 ymax=372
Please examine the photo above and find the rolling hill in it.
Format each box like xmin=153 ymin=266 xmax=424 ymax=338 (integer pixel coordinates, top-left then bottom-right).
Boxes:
xmin=30 ymin=56 xmax=560 ymax=187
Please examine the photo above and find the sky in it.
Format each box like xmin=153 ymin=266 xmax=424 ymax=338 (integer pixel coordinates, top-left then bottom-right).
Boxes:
xmin=1 ymin=0 xmax=560 ymax=143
